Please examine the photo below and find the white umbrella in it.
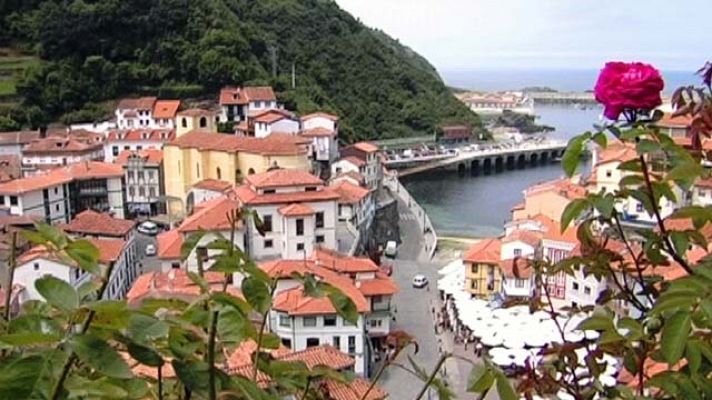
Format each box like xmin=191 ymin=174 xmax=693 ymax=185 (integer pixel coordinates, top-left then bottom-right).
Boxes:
xmin=524 ymin=333 xmax=548 ymax=348
xmin=502 ymin=332 xmax=527 ymax=349
xmin=492 ymin=308 xmax=510 ymax=319
xmin=481 ymin=331 xmax=504 ymax=347
xmin=600 ymin=375 xmax=617 ymax=387
xmin=438 ymin=259 xmax=463 ymax=276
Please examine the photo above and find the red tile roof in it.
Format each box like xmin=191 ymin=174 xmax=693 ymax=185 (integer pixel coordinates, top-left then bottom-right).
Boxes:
xmin=349 ymin=142 xmax=379 ymax=153
xmin=499 ymin=258 xmax=533 ymax=279
xmin=245 ymin=169 xmax=323 ymax=189
xmin=502 ymin=229 xmax=541 ymax=247
xmin=0 ymin=155 xmax=21 ymax=182
xmin=252 ymin=109 xmax=294 ymax=124
xmin=157 ymin=229 xmax=183 ymax=260
xmin=340 ymin=156 xmax=366 ymax=167
xmin=192 ymin=179 xmax=232 ymax=192
xmin=233 ymin=185 xmax=341 ymax=206
xmin=115 ymin=149 xmax=163 ymax=165
xmin=19 ymin=238 xmax=125 ymax=266
xmin=524 ymin=177 xmax=587 ymax=200
xmin=301 ymin=112 xmax=339 ymax=122
xmin=332 ymin=171 xmax=366 ymax=186
xmin=273 ymin=286 xmax=367 ymax=316
xmin=322 ymin=378 xmax=387 ymax=400
xmin=0 ymin=130 xmax=41 ymax=146
xmin=595 ymin=140 xmax=638 ymax=166
xmin=178 ymin=196 xmax=240 ymax=232
xmin=656 ymin=113 xmax=693 ymax=128
xmin=529 ymin=214 xmax=578 ymax=243
xmin=152 ymin=100 xmax=181 ymax=119
xmin=463 ymin=238 xmax=502 ymax=264
xmin=0 ymin=162 xmax=123 ymax=194
xmin=60 ymin=210 xmax=135 ymax=237
xmin=127 ymin=270 xmax=241 ymax=305
xmin=356 ymin=272 xmax=398 ymax=296
xmin=23 ymin=137 xmax=102 ymax=154
xmin=277 ymin=345 xmax=354 ymax=370
xmin=300 ymin=127 xmax=336 ymax=138
xmin=106 ymin=128 xmax=175 ymax=143
xmin=312 ymin=247 xmax=380 ymax=274
xmin=279 ymin=203 xmax=315 ymax=217
xmin=168 ymin=130 xmax=307 ymax=156
xmin=220 ymin=86 xmax=276 ymax=105
xmin=331 ymin=181 xmax=370 ymax=204
xmin=117 ymin=97 xmax=157 ymax=110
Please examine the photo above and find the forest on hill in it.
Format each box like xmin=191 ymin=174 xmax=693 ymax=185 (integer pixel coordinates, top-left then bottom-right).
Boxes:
xmin=0 ymin=0 xmax=484 ymax=142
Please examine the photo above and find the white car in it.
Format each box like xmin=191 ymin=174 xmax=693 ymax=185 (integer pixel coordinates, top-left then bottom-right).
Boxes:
xmin=145 ymin=244 xmax=157 ymax=256
xmin=137 ymin=221 xmax=159 ymax=236
xmin=412 ymin=274 xmax=428 ymax=288
xmin=384 ymin=240 xmax=398 ymax=258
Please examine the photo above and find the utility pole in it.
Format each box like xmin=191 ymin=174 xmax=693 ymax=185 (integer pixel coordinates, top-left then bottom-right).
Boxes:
xmin=269 ymin=46 xmax=278 ymax=77
xmin=291 ymin=63 xmax=296 ymax=89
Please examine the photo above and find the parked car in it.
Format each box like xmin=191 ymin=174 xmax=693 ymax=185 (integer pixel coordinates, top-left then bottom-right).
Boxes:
xmin=137 ymin=221 xmax=159 ymax=236
xmin=145 ymin=244 xmax=157 ymax=256
xmin=412 ymin=274 xmax=428 ymax=288
xmin=384 ymin=241 xmax=398 ymax=258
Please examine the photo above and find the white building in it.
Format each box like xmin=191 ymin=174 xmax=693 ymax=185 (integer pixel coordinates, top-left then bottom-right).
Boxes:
xmin=21 ymin=132 xmax=105 ymax=176
xmin=104 ymin=128 xmax=175 ymax=163
xmin=16 ymin=237 xmax=135 ymax=302
xmin=116 ymin=149 xmax=165 ymax=217
xmin=340 ymin=143 xmax=381 ymax=191
xmin=0 ymin=161 xmax=126 ymax=223
xmin=253 ymin=110 xmax=300 ymax=138
xmin=331 ymin=180 xmax=374 ymax=232
xmin=188 ymin=179 xmax=233 ymax=208
xmin=115 ymin=98 xmax=180 ymax=130
xmin=219 ymin=86 xmax=278 ymax=123
xmin=300 ymin=113 xmax=340 ymax=164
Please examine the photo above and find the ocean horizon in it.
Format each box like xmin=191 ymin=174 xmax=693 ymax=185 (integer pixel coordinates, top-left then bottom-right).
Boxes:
xmin=440 ymin=67 xmax=701 ymax=94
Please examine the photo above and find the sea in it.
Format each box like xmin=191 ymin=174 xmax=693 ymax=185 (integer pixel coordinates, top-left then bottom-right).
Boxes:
xmin=401 ymin=68 xmax=702 ymax=238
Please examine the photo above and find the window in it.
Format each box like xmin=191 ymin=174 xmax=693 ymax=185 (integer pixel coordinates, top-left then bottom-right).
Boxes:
xmin=264 ymin=239 xmax=273 ymax=248
xmin=263 ymin=189 xmax=276 ymax=194
xmin=138 ymin=171 xmax=145 ymax=181
xmin=279 ymin=314 xmax=291 ymax=327
xmin=370 ymin=319 xmax=382 ymax=327
xmin=572 ymin=282 xmax=579 ymax=291
xmin=636 ymin=203 xmax=644 ymax=212
xmin=55 ymin=204 xmax=59 ymax=212
xmin=332 ymin=336 xmax=341 ymax=349
xmin=181 ymin=118 xmax=187 ymax=128
xmin=513 ymin=248 xmax=522 ymax=257
xmin=54 ymin=187 xmax=58 ymax=195
xmin=470 ymin=280 xmax=478 ymax=290
xmin=281 ymin=338 xmax=292 ymax=349
xmin=306 ymin=338 xmax=320 ymax=348
xmin=262 ymin=215 xmax=273 ymax=232
xmin=112 ymin=146 xmax=119 ymax=156
xmin=606 ymin=170 xmax=612 ymax=178
xmin=171 ymin=262 xmax=180 ymax=269
xmin=199 ymin=117 xmax=207 ymax=128
xmin=348 ymin=336 xmax=356 ymax=354
xmin=34 ymin=262 xmax=39 ymax=271
xmin=148 ymin=171 xmax=155 ymax=181
xmin=470 ymin=264 xmax=478 ymax=274
xmin=297 ymin=243 xmax=305 ymax=252
xmin=315 ymin=212 xmax=324 ymax=228
xmin=316 ymin=235 xmax=325 ymax=243
xmin=139 ymin=187 xmax=145 ymax=197
xmin=305 ymin=186 xmax=317 ymax=192
xmin=324 ymin=316 xmax=337 ymax=327
xmin=296 ymin=219 xmax=304 ymax=236
xmin=9 ymin=196 xmax=17 ymax=206
xmin=303 ymin=316 xmax=317 ymax=327
xmin=129 ymin=187 xmax=135 ymax=197
xmin=0 ymin=195 xmax=3 ymax=204
xmin=372 ymin=295 xmax=383 ymax=303
xmin=196 ymin=163 xmax=200 ymax=178
xmin=216 ymin=167 xmax=222 ymax=180
xmin=136 ymin=146 xmax=143 ymax=151
xmin=584 ymin=286 xmax=591 ymax=295
xmin=149 ymin=187 xmax=156 ymax=198
xmin=515 ymin=279 xmax=525 ymax=288
xmin=124 ymin=145 xmax=130 ymax=150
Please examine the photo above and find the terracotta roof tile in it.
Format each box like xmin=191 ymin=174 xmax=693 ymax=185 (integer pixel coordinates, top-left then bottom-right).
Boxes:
xmin=502 ymin=230 xmax=541 ymax=247
xmin=529 ymin=214 xmax=578 ymax=243
xmin=349 ymin=142 xmax=379 ymax=153
xmin=356 ymin=272 xmax=399 ymax=296
xmin=157 ymin=229 xmax=183 ymax=260
xmin=152 ymin=100 xmax=181 ymax=119
xmin=278 ymin=203 xmax=315 ymax=217
xmin=117 ymin=97 xmax=157 ymax=110
xmin=245 ymin=169 xmax=323 ymax=189
xmin=176 ymin=108 xmax=217 ymax=117
xmin=656 ymin=113 xmax=693 ymax=128
xmin=220 ymin=86 xmax=276 ymax=105
xmin=300 ymin=127 xmax=336 ymax=138
xmin=340 ymin=156 xmax=366 ymax=168
xmin=252 ymin=109 xmax=295 ymax=124
xmin=168 ymin=130 xmax=307 ymax=156
xmin=106 ymin=128 xmax=174 ymax=143
xmin=0 ymin=130 xmax=41 ymax=146
xmin=463 ymin=238 xmax=501 ymax=264
xmin=499 ymin=258 xmax=533 ymax=279
xmin=301 ymin=112 xmax=339 ymax=122
xmin=595 ymin=140 xmax=637 ymax=166
xmin=232 ymin=185 xmax=341 ymax=205
xmin=178 ymin=196 xmax=240 ymax=232
xmin=115 ymin=149 xmax=163 ymax=165
xmin=312 ymin=247 xmax=380 ymax=274
xmin=127 ymin=270 xmax=241 ymax=305
xmin=19 ymin=238 xmax=125 ymax=266
xmin=331 ymin=181 xmax=370 ymax=204
xmin=0 ymin=161 xmax=123 ymax=195
xmin=23 ymin=137 xmax=102 ymax=154
xmin=322 ymin=378 xmax=387 ymax=400
xmin=61 ymin=210 xmax=135 ymax=237
xmin=524 ymin=177 xmax=586 ymax=200
xmin=278 ymin=345 xmax=354 ymax=370
xmin=332 ymin=171 xmax=366 ymax=186
xmin=193 ymin=179 xmax=232 ymax=192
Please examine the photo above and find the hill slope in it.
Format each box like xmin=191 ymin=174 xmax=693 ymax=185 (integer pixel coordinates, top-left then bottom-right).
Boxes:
xmin=0 ymin=0 xmax=483 ymax=141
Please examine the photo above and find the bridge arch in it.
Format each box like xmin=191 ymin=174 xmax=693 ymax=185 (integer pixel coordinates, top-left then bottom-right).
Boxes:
xmin=541 ymin=151 xmax=549 ymax=163
xmin=530 ymin=153 xmax=539 ymax=165
xmin=517 ymin=154 xmax=526 ymax=168
xmin=458 ymin=162 xmax=466 ymax=176
xmin=506 ymin=155 xmax=515 ymax=170
xmin=495 ymin=156 xmax=504 ymax=172
xmin=483 ymin=158 xmax=493 ymax=174
xmin=470 ymin=159 xmax=480 ymax=175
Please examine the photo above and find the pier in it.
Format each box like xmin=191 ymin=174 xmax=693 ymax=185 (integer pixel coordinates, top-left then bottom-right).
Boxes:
xmin=385 ymin=140 xmax=567 ymax=177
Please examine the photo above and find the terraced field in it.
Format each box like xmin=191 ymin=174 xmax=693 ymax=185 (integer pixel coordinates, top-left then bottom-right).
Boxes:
xmin=0 ymin=49 xmax=39 ymax=98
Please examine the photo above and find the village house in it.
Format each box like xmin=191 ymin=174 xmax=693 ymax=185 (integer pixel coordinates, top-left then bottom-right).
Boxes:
xmin=187 ymin=179 xmax=233 ymax=208
xmin=330 ymin=180 xmax=374 ymax=234
xmin=339 ymin=142 xmax=381 ymax=191
xmin=219 ymin=86 xmax=279 ymax=123
xmin=21 ymin=130 xmax=105 ymax=176
xmin=462 ymin=238 xmax=503 ymax=299
xmin=300 ymin=112 xmax=340 ymax=167
xmin=510 ymin=176 xmax=586 ymax=222
xmin=116 ymin=149 xmax=165 ymax=217
xmin=439 ymin=125 xmax=472 ymax=144
xmin=0 ymin=130 xmax=43 ymax=156
xmin=163 ymin=129 xmax=311 ymax=216
xmin=115 ymin=97 xmax=181 ymax=129
xmin=104 ymin=128 xmax=174 ymax=163
xmin=0 ymin=161 xmax=126 ymax=223
xmin=253 ymin=109 xmax=300 ymax=138
xmin=655 ymin=112 xmax=693 ymax=138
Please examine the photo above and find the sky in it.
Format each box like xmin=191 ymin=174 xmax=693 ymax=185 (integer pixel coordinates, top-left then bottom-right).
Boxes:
xmin=335 ymin=0 xmax=711 ymax=72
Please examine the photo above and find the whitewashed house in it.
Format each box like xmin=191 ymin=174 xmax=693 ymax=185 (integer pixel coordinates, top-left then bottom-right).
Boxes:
xmin=104 ymin=129 xmax=174 ymax=163
xmin=219 ymin=86 xmax=278 ymax=123
xmin=339 ymin=142 xmax=381 ymax=191
xmin=331 ymin=180 xmax=374 ymax=233
xmin=300 ymin=113 xmax=339 ymax=164
xmin=115 ymin=98 xmax=180 ymax=130
xmin=253 ymin=110 xmax=300 ymax=138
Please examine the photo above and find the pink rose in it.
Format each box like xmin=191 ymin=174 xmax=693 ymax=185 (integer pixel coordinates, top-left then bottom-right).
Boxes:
xmin=594 ymin=62 xmax=665 ymax=120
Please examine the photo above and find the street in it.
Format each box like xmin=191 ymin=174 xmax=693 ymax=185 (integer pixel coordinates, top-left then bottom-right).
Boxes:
xmin=134 ymin=232 xmax=161 ymax=274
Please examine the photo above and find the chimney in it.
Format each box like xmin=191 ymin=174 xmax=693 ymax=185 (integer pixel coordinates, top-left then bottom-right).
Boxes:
xmin=168 ymin=269 xmax=175 ymax=292
xmin=39 ymin=126 xmax=47 ymax=139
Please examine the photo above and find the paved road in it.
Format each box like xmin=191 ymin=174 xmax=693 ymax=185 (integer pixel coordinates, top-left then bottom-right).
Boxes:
xmin=134 ymin=232 xmax=161 ymax=274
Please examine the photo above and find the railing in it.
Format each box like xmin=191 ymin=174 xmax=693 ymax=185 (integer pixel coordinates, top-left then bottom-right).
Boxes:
xmin=383 ymin=173 xmax=438 ymax=260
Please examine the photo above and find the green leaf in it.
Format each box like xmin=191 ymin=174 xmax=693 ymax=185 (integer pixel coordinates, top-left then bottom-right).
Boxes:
xmin=126 ymin=341 xmax=164 ymax=367
xmin=35 ymin=275 xmax=79 ymax=311
xmin=665 ymin=161 xmax=703 ymax=185
xmin=494 ymin=370 xmax=517 ymax=400
xmin=65 ymin=376 xmax=128 ymax=399
xmin=0 ymin=332 xmax=61 ymax=347
xmin=686 ymin=341 xmax=702 ymax=374
xmin=467 ymin=364 xmax=494 ymax=393
xmin=669 ymin=232 xmax=690 ymax=260
xmin=0 ymin=352 xmax=67 ymax=400
xmin=69 ymin=334 xmax=133 ymax=379
xmin=65 ymin=239 xmax=100 ymax=274
xmin=577 ymin=313 xmax=614 ymax=331
xmin=592 ymin=194 xmax=615 ymax=218
xmin=241 ymin=276 xmax=271 ymax=314
xmin=172 ymin=359 xmax=210 ymax=394
xmin=217 ymin=307 xmax=256 ymax=344
xmin=327 ymin=291 xmax=358 ymax=325
xmin=591 ymin=131 xmax=608 ymax=148
xmin=35 ymin=222 xmax=68 ymax=248
xmin=209 ymin=252 xmax=244 ymax=273
xmin=181 ymin=230 xmax=206 ymax=261
xmin=636 ymin=138 xmax=661 ymax=154
xmin=700 ymin=298 xmax=712 ymax=323
xmin=128 ymin=314 xmax=169 ymax=340
xmin=661 ymin=311 xmax=691 ymax=364
xmin=561 ymin=133 xmax=590 ymax=177
xmin=560 ymin=198 xmax=588 ymax=231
